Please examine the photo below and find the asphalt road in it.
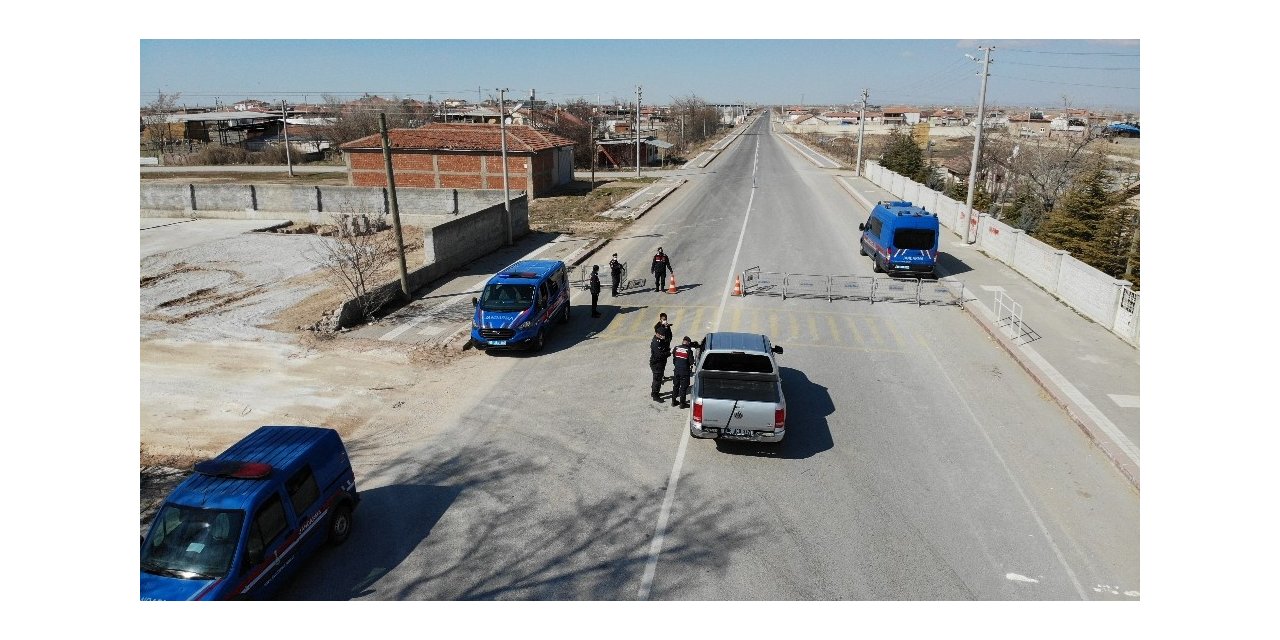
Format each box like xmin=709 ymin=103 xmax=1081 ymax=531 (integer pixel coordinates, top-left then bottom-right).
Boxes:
xmin=278 ymin=115 xmax=1139 ymax=600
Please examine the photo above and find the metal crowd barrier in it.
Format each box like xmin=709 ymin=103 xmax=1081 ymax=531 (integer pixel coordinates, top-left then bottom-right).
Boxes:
xmin=738 ymin=269 xmax=962 ymax=306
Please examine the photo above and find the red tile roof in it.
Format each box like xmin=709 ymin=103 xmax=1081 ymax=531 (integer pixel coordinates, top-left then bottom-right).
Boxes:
xmin=340 ymin=123 xmax=576 ymax=153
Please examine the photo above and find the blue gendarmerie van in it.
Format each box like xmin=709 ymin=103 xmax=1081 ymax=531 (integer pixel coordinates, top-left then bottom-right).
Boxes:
xmin=140 ymin=426 xmax=359 ymax=600
xmin=858 ymin=200 xmax=940 ymax=276
xmin=471 ymin=259 xmax=570 ymax=352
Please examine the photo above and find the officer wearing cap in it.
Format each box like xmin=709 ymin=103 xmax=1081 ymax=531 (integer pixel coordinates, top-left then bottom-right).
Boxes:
xmin=651 ymin=247 xmax=673 ymax=293
xmin=609 ymin=253 xmax=623 ymax=297
xmin=671 ymin=336 xmax=695 ymax=408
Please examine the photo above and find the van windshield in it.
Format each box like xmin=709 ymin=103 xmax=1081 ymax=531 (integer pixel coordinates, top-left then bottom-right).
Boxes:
xmin=141 ymin=505 xmax=244 ymax=579
xmin=894 ymin=228 xmax=936 ymax=250
xmin=480 ymin=284 xmax=535 ymax=312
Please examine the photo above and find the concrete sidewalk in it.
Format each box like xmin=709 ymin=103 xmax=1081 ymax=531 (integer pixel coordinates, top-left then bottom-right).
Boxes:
xmin=839 ymin=175 xmax=1141 ymax=489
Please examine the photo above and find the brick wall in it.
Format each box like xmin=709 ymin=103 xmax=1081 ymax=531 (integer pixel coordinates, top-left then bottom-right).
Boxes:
xmin=346 ymin=148 xmax=553 ymax=196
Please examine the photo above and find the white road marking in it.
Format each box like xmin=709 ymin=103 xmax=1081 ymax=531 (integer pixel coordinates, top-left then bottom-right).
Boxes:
xmin=1006 ymin=573 xmax=1040 ymax=583
xmin=979 ymin=285 xmax=1006 ymax=292
xmin=920 ymin=338 xmax=1089 ymax=600
xmin=1108 ymin=394 xmax=1140 ymax=408
xmin=639 ymin=137 xmax=761 ymax=600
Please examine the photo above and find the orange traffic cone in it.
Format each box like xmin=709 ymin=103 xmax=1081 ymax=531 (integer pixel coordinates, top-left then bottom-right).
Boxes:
xmin=733 ymin=275 xmax=743 ymax=296
xmin=668 ymin=273 xmax=678 ymax=294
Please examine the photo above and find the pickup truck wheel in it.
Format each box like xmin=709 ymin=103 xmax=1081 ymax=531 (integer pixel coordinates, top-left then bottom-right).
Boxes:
xmin=328 ymin=503 xmax=353 ymax=546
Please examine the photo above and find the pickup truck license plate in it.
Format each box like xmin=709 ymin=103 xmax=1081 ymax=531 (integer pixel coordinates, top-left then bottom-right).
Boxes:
xmin=725 ymin=428 xmax=752 ymax=438
xmin=489 ymin=340 xmax=507 ymax=346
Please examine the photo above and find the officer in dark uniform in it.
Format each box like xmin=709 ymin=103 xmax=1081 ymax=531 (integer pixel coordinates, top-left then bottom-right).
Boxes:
xmin=671 ymin=336 xmax=696 ymax=408
xmin=651 ymin=247 xmax=673 ymax=292
xmin=589 ymin=265 xmax=602 ymax=317
xmin=609 ymin=253 xmax=624 ymax=297
xmin=649 ymin=335 xmax=669 ymax=402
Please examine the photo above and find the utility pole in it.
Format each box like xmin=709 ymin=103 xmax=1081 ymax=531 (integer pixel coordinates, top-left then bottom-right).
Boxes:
xmin=855 ymin=88 xmax=869 ymax=177
xmin=281 ymin=100 xmax=294 ymax=177
xmin=498 ymin=88 xmax=512 ymax=246
xmin=965 ymin=46 xmax=994 ymax=244
xmin=635 ymin=85 xmax=643 ymax=177
xmin=378 ymin=113 xmax=410 ymax=298
xmin=530 ymin=88 xmax=536 ymax=128
xmin=590 ymin=116 xmax=596 ymax=191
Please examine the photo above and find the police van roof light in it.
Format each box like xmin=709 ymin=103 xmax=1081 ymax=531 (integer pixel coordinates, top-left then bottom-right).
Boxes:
xmin=194 ymin=460 xmax=273 ymax=479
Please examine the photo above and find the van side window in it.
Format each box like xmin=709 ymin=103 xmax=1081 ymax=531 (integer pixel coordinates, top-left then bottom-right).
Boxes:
xmin=286 ymin=466 xmax=320 ymax=515
xmin=246 ymin=494 xmax=289 ymax=562
xmin=539 ymin=282 xmax=550 ymax=308
xmin=869 ymin=218 xmax=883 ymax=238
xmin=546 ymin=273 xmax=560 ymax=298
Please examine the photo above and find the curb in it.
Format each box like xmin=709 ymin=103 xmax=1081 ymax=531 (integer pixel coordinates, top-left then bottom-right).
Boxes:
xmin=961 ymin=300 xmax=1140 ymax=491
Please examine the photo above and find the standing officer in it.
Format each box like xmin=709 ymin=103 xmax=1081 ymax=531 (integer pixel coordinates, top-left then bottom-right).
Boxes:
xmin=589 ymin=265 xmax=602 ymax=317
xmin=609 ymin=253 xmax=624 ymax=297
xmin=651 ymin=247 xmax=674 ymax=292
xmin=671 ymin=336 xmax=695 ymax=408
xmin=649 ymin=334 xmax=669 ymax=402
xmin=649 ymin=313 xmax=673 ymax=401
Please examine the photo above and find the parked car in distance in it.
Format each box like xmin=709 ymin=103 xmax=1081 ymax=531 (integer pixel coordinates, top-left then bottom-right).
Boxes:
xmin=140 ymin=426 xmax=359 ymax=600
xmin=688 ymin=332 xmax=786 ymax=445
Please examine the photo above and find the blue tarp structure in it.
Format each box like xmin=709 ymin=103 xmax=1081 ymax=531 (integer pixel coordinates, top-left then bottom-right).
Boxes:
xmin=1106 ymin=123 xmax=1140 ymax=136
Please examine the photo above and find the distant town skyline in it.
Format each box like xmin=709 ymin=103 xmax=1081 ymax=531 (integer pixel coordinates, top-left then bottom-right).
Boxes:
xmin=140 ymin=39 xmax=1140 ymax=114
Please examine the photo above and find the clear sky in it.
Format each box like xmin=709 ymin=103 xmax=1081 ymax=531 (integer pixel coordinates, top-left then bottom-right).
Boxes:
xmin=140 ymin=38 xmax=1139 ymax=113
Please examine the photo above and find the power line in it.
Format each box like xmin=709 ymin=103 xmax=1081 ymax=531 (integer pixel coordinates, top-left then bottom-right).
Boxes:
xmin=1002 ymin=48 xmax=1138 ymax=56
xmin=1002 ymin=61 xmax=1139 ymax=71
xmin=993 ymin=74 xmax=1139 ymax=91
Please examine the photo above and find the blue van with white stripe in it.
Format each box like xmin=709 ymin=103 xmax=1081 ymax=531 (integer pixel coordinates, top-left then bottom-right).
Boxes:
xmin=858 ymin=200 xmax=940 ymax=276
xmin=471 ymin=259 xmax=570 ymax=352
xmin=140 ymin=426 xmax=359 ymax=600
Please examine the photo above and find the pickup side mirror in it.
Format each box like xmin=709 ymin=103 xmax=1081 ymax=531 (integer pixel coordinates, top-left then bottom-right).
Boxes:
xmin=857 ymin=223 xmax=865 ymax=231
xmin=772 ymin=345 xmax=784 ymax=355
xmin=472 ymin=297 xmax=478 ymax=308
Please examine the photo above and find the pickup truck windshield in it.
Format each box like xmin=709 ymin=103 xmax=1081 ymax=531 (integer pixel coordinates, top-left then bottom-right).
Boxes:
xmin=699 ymin=376 xmax=779 ymax=403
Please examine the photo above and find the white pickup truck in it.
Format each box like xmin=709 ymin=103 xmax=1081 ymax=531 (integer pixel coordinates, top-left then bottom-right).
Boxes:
xmin=688 ymin=332 xmax=786 ymax=444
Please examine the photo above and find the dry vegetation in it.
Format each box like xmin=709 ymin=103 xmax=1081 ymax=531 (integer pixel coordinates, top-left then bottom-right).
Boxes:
xmin=528 ymin=178 xmax=652 ymax=238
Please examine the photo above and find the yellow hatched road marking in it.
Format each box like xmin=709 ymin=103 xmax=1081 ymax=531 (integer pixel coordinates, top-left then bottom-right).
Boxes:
xmin=807 ymin=314 xmax=820 ymax=342
xmin=862 ymin=316 xmax=884 ymax=345
xmin=671 ymin=308 xmax=689 ymax=332
xmin=845 ymin=315 xmax=867 ymax=348
xmin=826 ymin=315 xmax=843 ymax=345
xmin=768 ymin=312 xmax=780 ymax=341
xmin=883 ymin=319 xmax=908 ymax=348
xmin=730 ymin=307 xmax=743 ymax=332
xmin=748 ymin=309 xmax=762 ymax=334
xmin=788 ymin=313 xmax=800 ymax=340
xmin=626 ymin=310 xmax=650 ymax=336
xmin=691 ymin=307 xmax=707 ymax=335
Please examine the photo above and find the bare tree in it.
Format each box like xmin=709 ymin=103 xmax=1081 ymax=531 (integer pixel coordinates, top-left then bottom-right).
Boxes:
xmin=982 ymin=128 xmax=1099 ymax=232
xmin=141 ymin=91 xmax=182 ymax=154
xmin=304 ymin=212 xmax=398 ymax=325
xmin=315 ymin=94 xmax=419 ymax=149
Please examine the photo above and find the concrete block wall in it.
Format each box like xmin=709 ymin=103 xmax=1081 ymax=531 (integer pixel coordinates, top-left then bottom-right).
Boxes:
xmin=864 ymin=161 xmax=1139 ymax=346
xmin=141 ymin=182 xmax=513 ymax=222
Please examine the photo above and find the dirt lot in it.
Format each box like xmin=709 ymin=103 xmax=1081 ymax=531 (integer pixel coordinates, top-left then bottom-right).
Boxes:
xmin=139 ymin=175 xmax=647 ymax=526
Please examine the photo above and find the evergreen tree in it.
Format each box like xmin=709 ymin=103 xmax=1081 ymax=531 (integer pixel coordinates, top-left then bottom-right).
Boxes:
xmin=1036 ymin=153 xmax=1131 ymax=277
xmin=880 ymin=128 xmax=926 ymax=180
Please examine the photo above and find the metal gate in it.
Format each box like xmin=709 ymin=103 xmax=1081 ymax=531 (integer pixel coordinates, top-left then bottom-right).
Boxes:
xmin=783 ymin=274 xmax=829 ymax=300
xmin=918 ymin=277 xmax=964 ymax=307
xmin=871 ymin=277 xmax=919 ymax=303
xmin=830 ymin=275 xmax=875 ymax=302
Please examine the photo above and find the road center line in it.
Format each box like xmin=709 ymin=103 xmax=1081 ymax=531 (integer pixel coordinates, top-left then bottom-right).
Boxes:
xmin=639 ymin=136 xmax=760 ymax=600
